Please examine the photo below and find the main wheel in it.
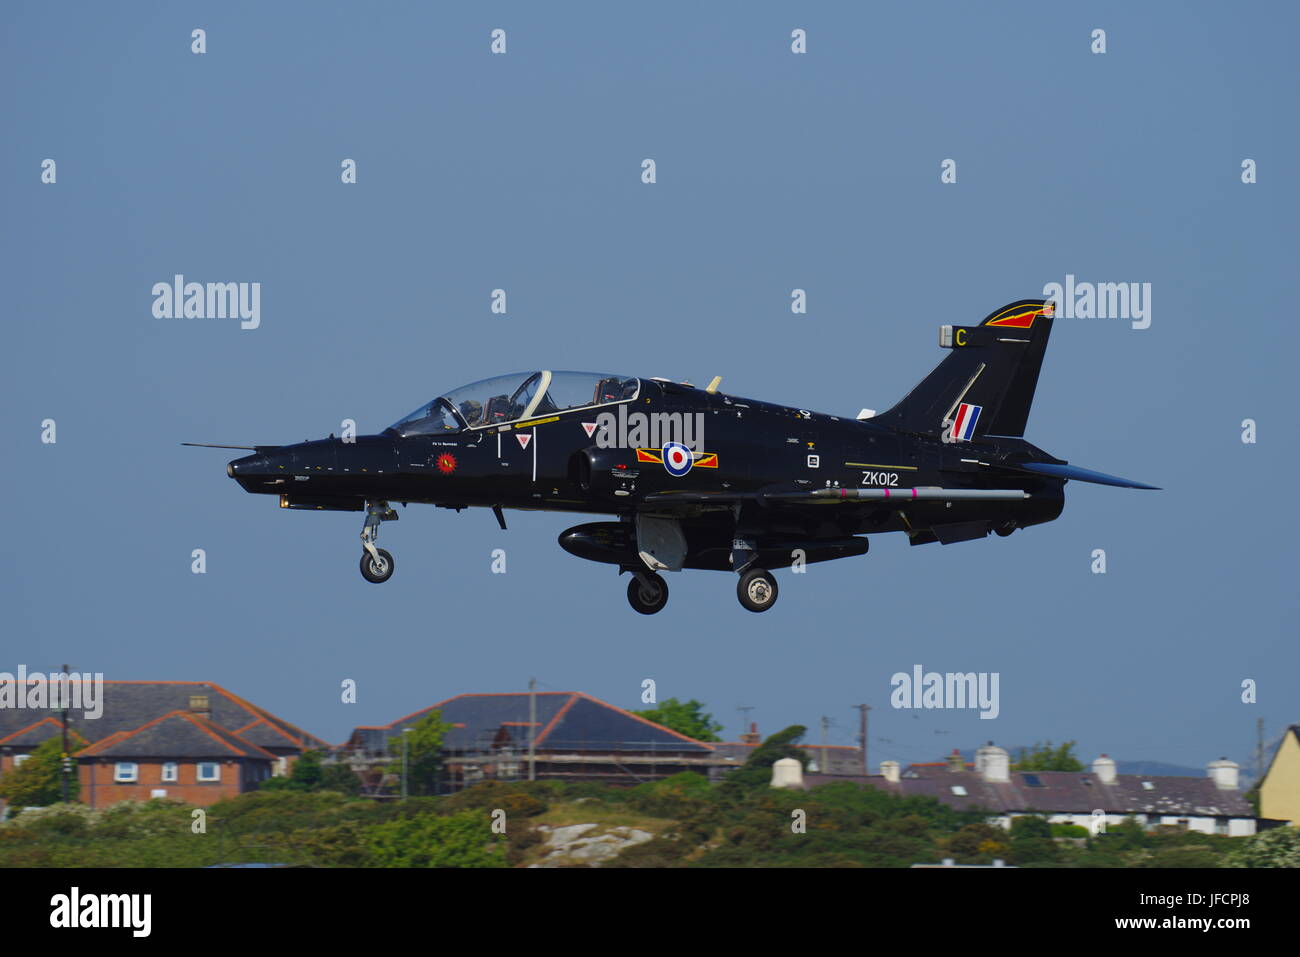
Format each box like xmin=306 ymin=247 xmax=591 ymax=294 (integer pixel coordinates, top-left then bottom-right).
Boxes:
xmin=737 ymin=568 xmax=778 ymax=612
xmin=360 ymin=548 xmax=395 ymax=583
xmin=627 ymin=573 xmax=669 ymax=615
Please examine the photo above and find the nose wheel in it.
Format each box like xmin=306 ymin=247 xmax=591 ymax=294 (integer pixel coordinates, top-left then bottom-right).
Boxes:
xmin=360 ymin=548 xmax=395 ymax=583
xmin=627 ymin=571 xmax=669 ymax=615
xmin=359 ymin=500 xmax=398 ymax=583
xmin=737 ymin=568 xmax=778 ymax=612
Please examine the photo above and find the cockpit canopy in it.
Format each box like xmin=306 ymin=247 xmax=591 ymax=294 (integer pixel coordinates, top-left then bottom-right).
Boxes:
xmin=387 ymin=371 xmax=640 ymax=437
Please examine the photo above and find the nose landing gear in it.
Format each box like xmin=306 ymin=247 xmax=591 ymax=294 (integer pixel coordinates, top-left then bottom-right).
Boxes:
xmin=359 ymin=501 xmax=398 ymax=583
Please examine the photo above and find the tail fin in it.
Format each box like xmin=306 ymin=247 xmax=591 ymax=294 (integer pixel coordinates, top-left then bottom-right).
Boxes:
xmin=873 ymin=299 xmax=1055 ymax=440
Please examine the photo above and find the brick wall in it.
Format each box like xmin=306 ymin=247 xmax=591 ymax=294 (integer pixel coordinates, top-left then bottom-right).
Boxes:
xmin=80 ymin=757 xmax=268 ymax=807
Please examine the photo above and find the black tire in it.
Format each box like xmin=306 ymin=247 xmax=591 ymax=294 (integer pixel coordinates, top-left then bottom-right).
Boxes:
xmin=360 ymin=548 xmax=395 ymax=583
xmin=737 ymin=568 xmax=778 ymax=612
xmin=627 ymin=573 xmax=669 ymax=615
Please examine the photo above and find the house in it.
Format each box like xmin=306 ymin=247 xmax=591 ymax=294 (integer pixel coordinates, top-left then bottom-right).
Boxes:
xmin=345 ymin=691 xmax=722 ymax=792
xmin=1259 ymin=725 xmax=1300 ymax=825
xmin=707 ymin=722 xmax=866 ymax=783
xmin=875 ymin=746 xmax=1259 ymax=836
xmin=770 ymin=744 xmax=1260 ymax=835
xmin=0 ymin=681 xmax=328 ymax=808
xmin=76 ymin=711 xmax=279 ymax=807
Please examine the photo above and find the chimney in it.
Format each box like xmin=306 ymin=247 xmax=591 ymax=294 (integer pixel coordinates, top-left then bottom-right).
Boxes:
xmin=770 ymin=757 xmax=804 ymax=789
xmin=880 ymin=760 xmax=901 ymax=783
xmin=1091 ymin=753 xmax=1117 ymax=784
xmin=188 ymin=694 xmax=211 ymax=717
xmin=975 ymin=743 xmax=1010 ymax=783
xmin=739 ymin=722 xmax=761 ymax=745
xmin=946 ymin=748 xmax=965 ymax=772
xmin=1207 ymin=757 xmax=1239 ymax=790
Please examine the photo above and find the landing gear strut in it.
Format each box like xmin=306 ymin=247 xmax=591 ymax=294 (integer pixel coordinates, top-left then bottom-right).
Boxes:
xmin=737 ymin=568 xmax=778 ymax=613
xmin=626 ymin=570 xmax=669 ymax=615
xmin=359 ymin=501 xmax=397 ymax=583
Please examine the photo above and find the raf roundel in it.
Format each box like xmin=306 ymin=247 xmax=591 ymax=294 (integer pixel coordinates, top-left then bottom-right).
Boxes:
xmin=661 ymin=441 xmax=693 ymax=477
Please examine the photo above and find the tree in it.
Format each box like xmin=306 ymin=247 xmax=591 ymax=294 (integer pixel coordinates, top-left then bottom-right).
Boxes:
xmin=1007 ymin=814 xmax=1059 ymax=864
xmin=633 ymin=698 xmax=723 ymax=742
xmin=260 ymin=749 xmax=360 ymax=795
xmin=386 ymin=711 xmax=454 ymax=797
xmin=320 ymin=763 xmax=362 ymax=795
xmin=723 ymin=725 xmax=810 ymax=789
xmin=1011 ymin=740 xmax=1084 ymax=772
xmin=0 ymin=735 xmax=84 ymax=808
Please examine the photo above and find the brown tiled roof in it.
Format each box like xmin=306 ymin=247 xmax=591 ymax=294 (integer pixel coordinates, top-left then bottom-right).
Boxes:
xmin=0 ymin=716 xmax=69 ymax=748
xmin=77 ymin=711 xmax=277 ymax=761
xmin=0 ymin=681 xmax=326 ymax=752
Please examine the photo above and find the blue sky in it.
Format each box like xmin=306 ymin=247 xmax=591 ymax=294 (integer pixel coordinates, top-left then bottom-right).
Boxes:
xmin=3 ymin=1 xmax=1297 ymax=774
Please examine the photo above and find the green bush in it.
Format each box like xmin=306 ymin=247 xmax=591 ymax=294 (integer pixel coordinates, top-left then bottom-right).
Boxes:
xmin=367 ymin=809 xmax=506 ymax=868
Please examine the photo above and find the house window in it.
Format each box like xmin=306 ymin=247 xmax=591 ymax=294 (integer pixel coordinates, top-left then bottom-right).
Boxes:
xmin=12 ymin=754 xmax=29 ymax=767
xmin=189 ymin=694 xmax=209 ymax=711
xmin=115 ymin=762 xmax=139 ymax=783
xmin=161 ymin=762 xmax=178 ymax=782
xmin=951 ymin=785 xmax=968 ymax=796
xmin=197 ymin=762 xmax=220 ymax=782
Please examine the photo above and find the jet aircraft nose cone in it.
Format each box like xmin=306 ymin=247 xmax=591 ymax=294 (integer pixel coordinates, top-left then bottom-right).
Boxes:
xmin=228 ymin=453 xmax=270 ymax=477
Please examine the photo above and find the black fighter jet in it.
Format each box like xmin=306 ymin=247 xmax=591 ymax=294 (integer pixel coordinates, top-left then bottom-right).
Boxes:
xmin=191 ymin=299 xmax=1156 ymax=614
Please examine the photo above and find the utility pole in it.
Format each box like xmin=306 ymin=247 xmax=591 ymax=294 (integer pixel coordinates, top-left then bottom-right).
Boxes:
xmin=854 ymin=704 xmax=871 ymax=775
xmin=528 ymin=678 xmax=537 ymax=782
xmin=401 ymin=727 xmax=412 ymax=799
xmin=1256 ymin=717 xmax=1265 ymax=784
xmin=820 ymin=716 xmax=829 ymax=775
xmin=60 ymin=663 xmax=71 ymax=804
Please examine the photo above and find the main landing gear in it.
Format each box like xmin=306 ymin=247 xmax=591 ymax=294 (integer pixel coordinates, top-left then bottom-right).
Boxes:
xmin=627 ymin=571 xmax=669 ymax=615
xmin=621 ymin=566 xmax=780 ymax=614
xmin=737 ymin=567 xmax=779 ymax=613
xmin=359 ymin=501 xmax=398 ymax=583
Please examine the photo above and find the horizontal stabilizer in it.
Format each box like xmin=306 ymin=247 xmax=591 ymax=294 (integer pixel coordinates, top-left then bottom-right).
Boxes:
xmin=1015 ymin=461 xmax=1159 ymax=490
